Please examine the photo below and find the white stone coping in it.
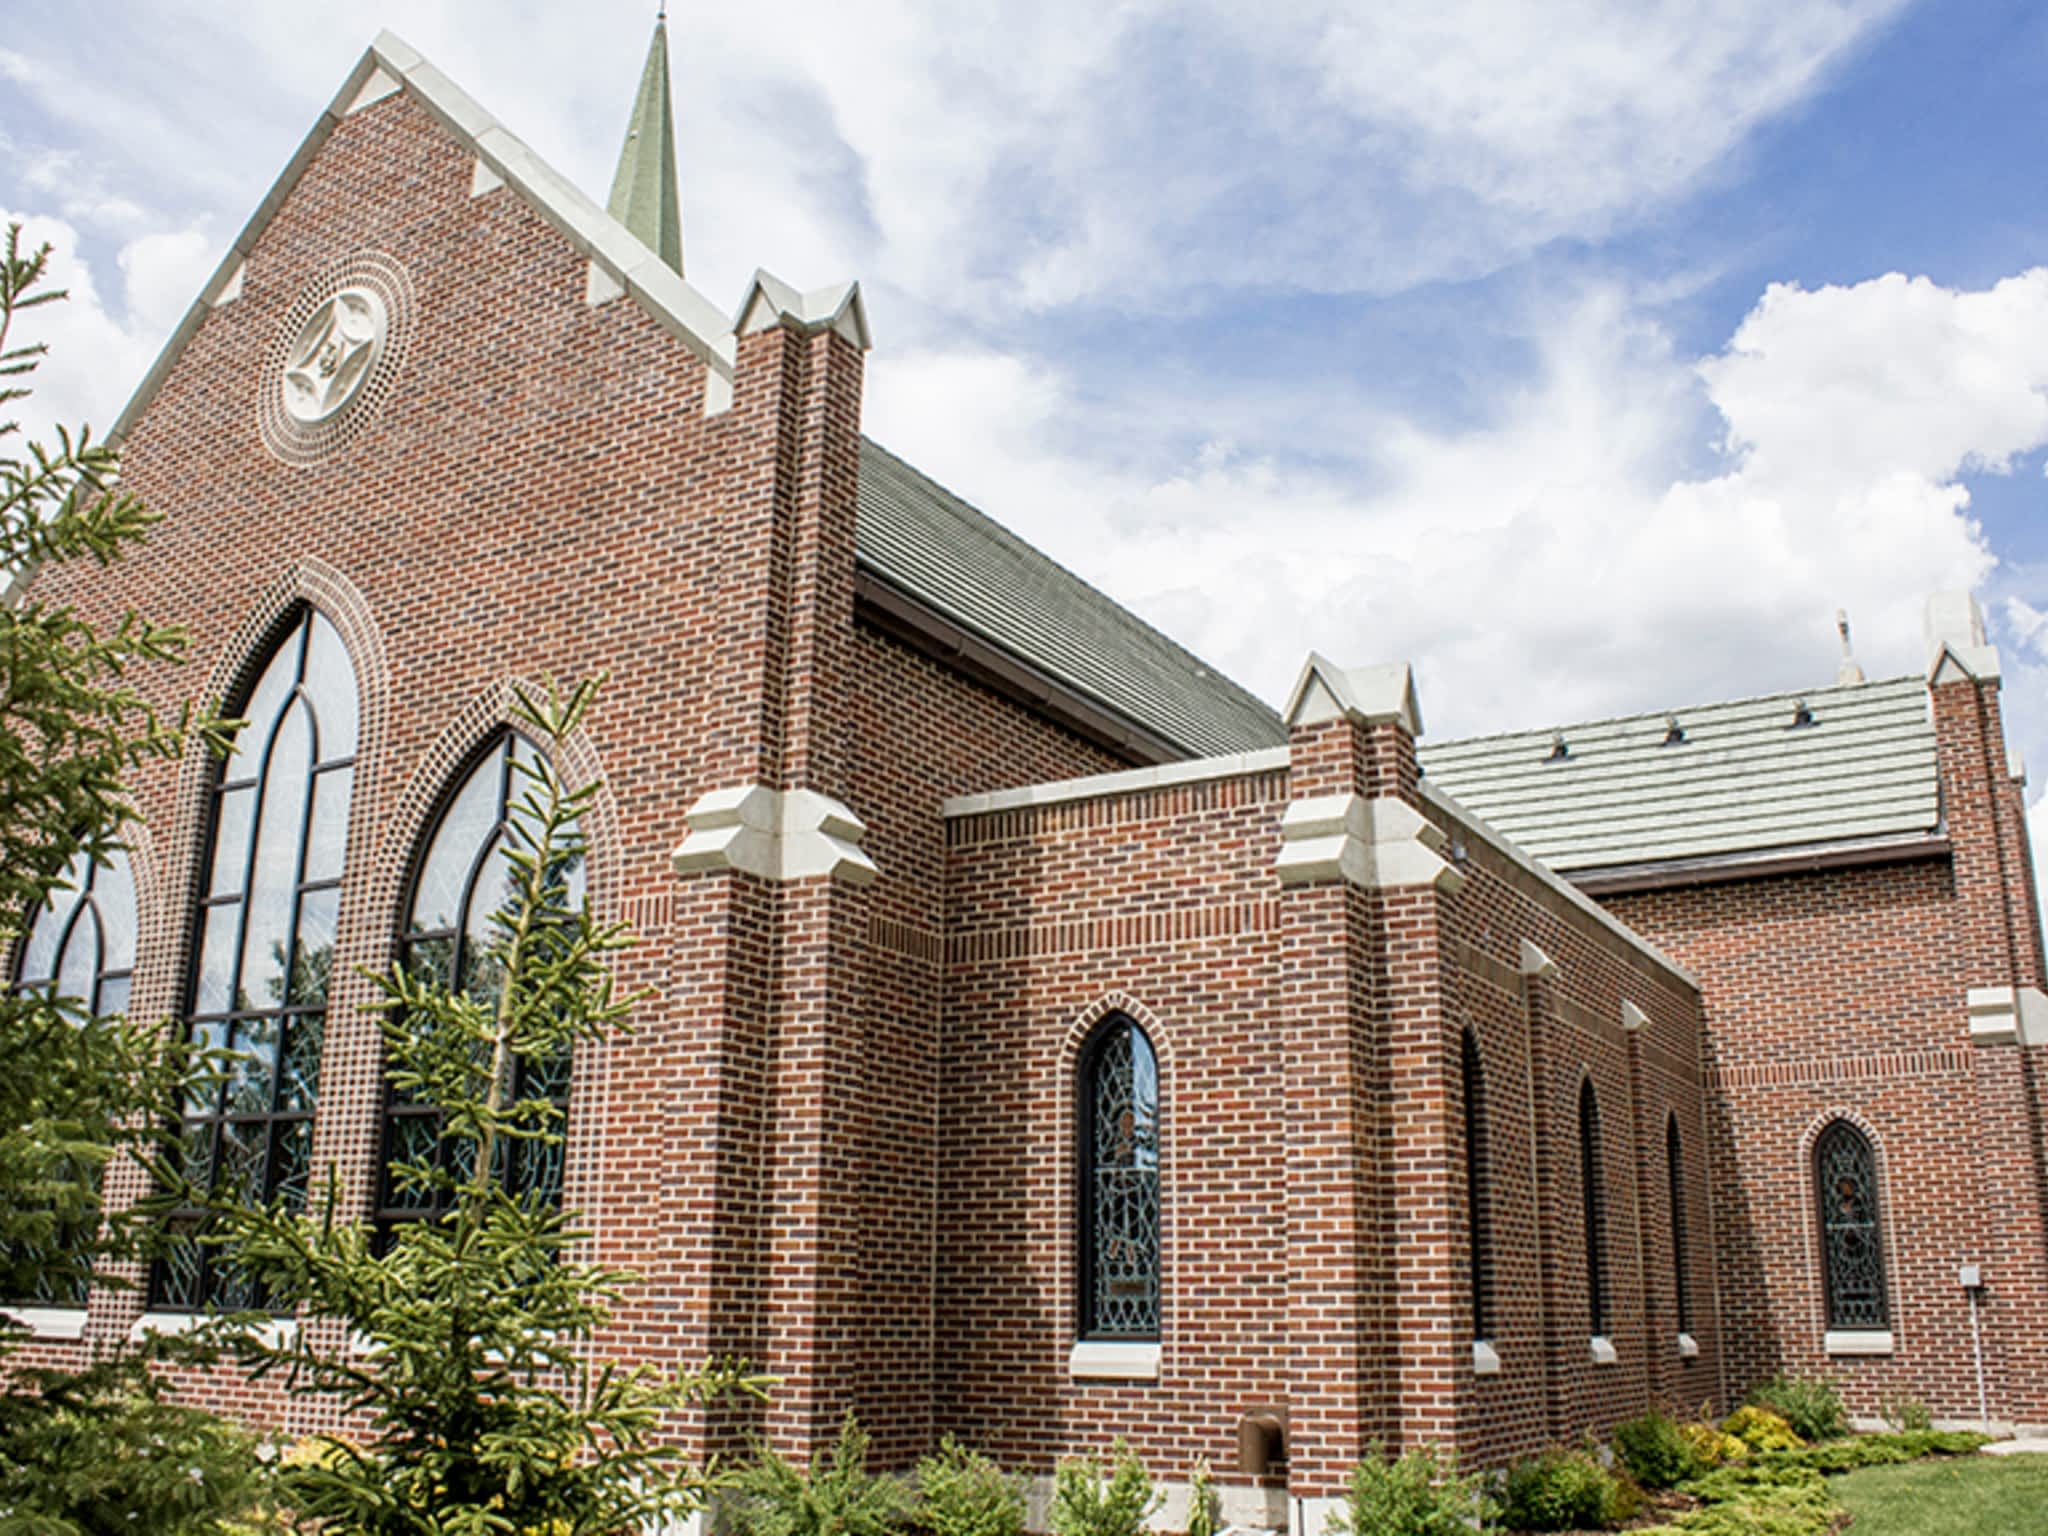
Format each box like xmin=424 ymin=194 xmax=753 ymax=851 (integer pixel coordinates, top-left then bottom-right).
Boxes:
xmin=1589 ymin=1334 xmax=1618 ymax=1365
xmin=1 ymin=1304 xmax=87 ymax=1340
xmin=1677 ymin=1331 xmax=1700 ymax=1359
xmin=1825 ymin=1329 xmax=1894 ymax=1357
xmin=1066 ymin=1339 xmax=1160 ymax=1380
xmin=943 ymin=747 xmax=1289 ymax=819
xmin=1276 ymin=792 xmax=1466 ymax=894
xmin=1473 ymin=1339 xmax=1502 ymax=1375
xmin=1420 ymin=781 xmax=1702 ymax=990
xmin=131 ymin=1312 xmax=299 ymax=1349
xmin=1283 ymin=653 xmax=1423 ymax=735
xmin=673 ymin=784 xmax=878 ymax=885
xmin=1967 ymin=985 xmax=2048 ymax=1047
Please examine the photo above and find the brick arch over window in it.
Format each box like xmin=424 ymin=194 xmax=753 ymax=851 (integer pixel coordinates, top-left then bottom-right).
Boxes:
xmin=1809 ymin=1116 xmax=1891 ymax=1333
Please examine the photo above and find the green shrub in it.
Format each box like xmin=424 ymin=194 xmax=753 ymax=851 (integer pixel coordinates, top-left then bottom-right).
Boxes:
xmin=1050 ymin=1439 xmax=1159 ymax=1536
xmin=1879 ymin=1394 xmax=1932 ymax=1433
xmin=1742 ymin=1373 xmax=1847 ymax=1442
xmin=1720 ymin=1405 xmax=1803 ymax=1455
xmin=1325 ymin=1444 xmax=1493 ymax=1536
xmin=1613 ymin=1407 xmax=1704 ymax=1491
xmin=1652 ymin=1462 xmax=1836 ymax=1536
xmin=1498 ymin=1447 xmax=1622 ymax=1532
xmin=917 ymin=1437 xmax=1025 ymax=1536
xmin=1184 ymin=1458 xmax=1218 ymax=1536
xmin=727 ymin=1415 xmax=914 ymax=1536
xmin=1775 ymin=1429 xmax=1989 ymax=1474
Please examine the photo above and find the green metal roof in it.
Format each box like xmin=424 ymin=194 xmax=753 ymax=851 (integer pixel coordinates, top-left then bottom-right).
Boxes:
xmin=1419 ymin=675 xmax=1940 ymax=875
xmin=855 ymin=439 xmax=1287 ymax=759
xmin=607 ymin=17 xmax=684 ymax=276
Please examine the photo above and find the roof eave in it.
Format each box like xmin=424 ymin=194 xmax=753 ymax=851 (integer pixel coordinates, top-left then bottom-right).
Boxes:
xmin=1567 ymin=830 xmax=1951 ymax=896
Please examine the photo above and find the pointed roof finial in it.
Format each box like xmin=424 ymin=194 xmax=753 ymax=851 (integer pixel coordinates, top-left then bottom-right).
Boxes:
xmin=1835 ymin=608 xmax=1865 ymax=686
xmin=607 ymin=11 xmax=684 ymax=276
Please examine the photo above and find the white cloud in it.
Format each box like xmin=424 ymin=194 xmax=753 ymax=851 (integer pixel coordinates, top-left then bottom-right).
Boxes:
xmin=871 ymin=267 xmax=2046 ymax=738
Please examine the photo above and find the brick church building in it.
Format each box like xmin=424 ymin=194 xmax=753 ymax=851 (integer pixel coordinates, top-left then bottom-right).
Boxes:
xmin=9 ymin=22 xmax=2048 ymax=1529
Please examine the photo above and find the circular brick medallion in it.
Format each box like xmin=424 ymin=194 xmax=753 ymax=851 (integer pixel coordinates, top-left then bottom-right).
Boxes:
xmin=259 ymin=251 xmax=414 ymax=465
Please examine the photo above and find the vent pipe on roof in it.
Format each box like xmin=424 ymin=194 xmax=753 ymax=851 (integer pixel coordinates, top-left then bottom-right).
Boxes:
xmin=1545 ymin=732 xmax=1570 ymax=763
xmin=1662 ymin=714 xmax=1685 ymax=746
xmin=1835 ymin=609 xmax=1866 ymax=686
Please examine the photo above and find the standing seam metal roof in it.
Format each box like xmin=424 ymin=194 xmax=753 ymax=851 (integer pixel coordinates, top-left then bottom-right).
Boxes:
xmin=1417 ymin=676 xmax=1940 ymax=874
xmin=855 ymin=439 xmax=1288 ymax=759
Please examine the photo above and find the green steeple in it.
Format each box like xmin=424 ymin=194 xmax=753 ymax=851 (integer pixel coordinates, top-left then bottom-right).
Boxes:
xmin=606 ymin=11 xmax=684 ymax=276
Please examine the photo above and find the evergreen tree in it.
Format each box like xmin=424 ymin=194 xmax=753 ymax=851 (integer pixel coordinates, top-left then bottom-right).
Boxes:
xmin=0 ymin=224 xmax=258 ymax=1535
xmin=213 ymin=677 xmax=760 ymax=1534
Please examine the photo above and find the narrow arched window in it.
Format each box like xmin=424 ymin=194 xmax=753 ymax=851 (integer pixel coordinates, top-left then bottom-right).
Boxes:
xmin=1579 ymin=1077 xmax=1608 ymax=1337
xmin=155 ymin=608 xmax=357 ymax=1311
xmin=374 ymin=733 xmax=581 ymax=1244
xmin=1667 ymin=1113 xmax=1691 ymax=1335
xmin=1079 ymin=1013 xmax=1160 ymax=1340
xmin=8 ymin=849 xmax=139 ymax=1302
xmin=1815 ymin=1120 xmax=1887 ymax=1331
xmin=1461 ymin=1028 xmax=1492 ymax=1342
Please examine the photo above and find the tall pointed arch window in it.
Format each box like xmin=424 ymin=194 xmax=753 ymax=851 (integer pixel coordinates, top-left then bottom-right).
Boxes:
xmin=1815 ymin=1120 xmax=1887 ymax=1332
xmin=154 ymin=608 xmax=357 ymax=1310
xmin=374 ymin=733 xmax=581 ymax=1242
xmin=1666 ymin=1113 xmax=1692 ymax=1336
xmin=8 ymin=849 xmax=139 ymax=1303
xmin=1078 ymin=1013 xmax=1160 ymax=1340
xmin=1461 ymin=1028 xmax=1493 ymax=1342
xmin=1579 ymin=1077 xmax=1609 ymax=1338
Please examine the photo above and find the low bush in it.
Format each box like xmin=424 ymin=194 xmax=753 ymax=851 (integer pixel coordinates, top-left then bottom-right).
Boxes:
xmin=1719 ymin=1405 xmax=1803 ymax=1455
xmin=1774 ymin=1429 xmax=1988 ymax=1474
xmin=1613 ymin=1407 xmax=1704 ymax=1491
xmin=1049 ymin=1439 xmax=1159 ymax=1536
xmin=1326 ymin=1444 xmax=1493 ymax=1536
xmin=1498 ymin=1447 xmax=1629 ymax=1532
xmin=1742 ymin=1373 xmax=1847 ymax=1442
xmin=726 ymin=1415 xmax=915 ymax=1536
xmin=918 ymin=1436 xmax=1026 ymax=1536
xmin=1639 ymin=1461 xmax=1836 ymax=1536
xmin=1879 ymin=1394 xmax=1932 ymax=1433
xmin=1675 ymin=1419 xmax=1748 ymax=1470
xmin=1184 ymin=1458 xmax=1218 ymax=1536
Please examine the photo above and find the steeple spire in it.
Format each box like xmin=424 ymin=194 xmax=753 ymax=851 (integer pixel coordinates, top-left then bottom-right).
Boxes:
xmin=607 ymin=10 xmax=684 ymax=276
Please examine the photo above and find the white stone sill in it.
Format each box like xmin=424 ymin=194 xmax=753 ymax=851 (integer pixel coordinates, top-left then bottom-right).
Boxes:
xmin=131 ymin=1311 xmax=298 ymax=1349
xmin=1678 ymin=1332 xmax=1700 ymax=1359
xmin=1589 ymin=1335 xmax=1618 ymax=1365
xmin=1825 ymin=1329 xmax=1894 ymax=1357
xmin=1473 ymin=1340 xmax=1502 ymax=1375
xmin=1067 ymin=1340 xmax=1160 ymax=1381
xmin=1 ymin=1305 xmax=87 ymax=1340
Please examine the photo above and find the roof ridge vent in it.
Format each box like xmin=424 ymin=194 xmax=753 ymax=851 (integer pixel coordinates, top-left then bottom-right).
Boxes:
xmin=1662 ymin=714 xmax=1686 ymax=746
xmin=1835 ymin=609 xmax=1866 ymax=686
xmin=1789 ymin=698 xmax=1817 ymax=730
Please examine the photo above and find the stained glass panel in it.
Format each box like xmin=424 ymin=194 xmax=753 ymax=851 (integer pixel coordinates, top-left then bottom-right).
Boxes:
xmin=1082 ymin=1016 xmax=1160 ymax=1339
xmin=1817 ymin=1122 xmax=1887 ymax=1331
xmin=156 ymin=608 xmax=356 ymax=1311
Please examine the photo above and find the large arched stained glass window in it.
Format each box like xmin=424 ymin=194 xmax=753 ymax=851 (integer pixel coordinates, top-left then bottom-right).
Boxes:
xmin=1815 ymin=1120 xmax=1887 ymax=1332
xmin=8 ymin=849 xmax=139 ymax=1303
xmin=1079 ymin=1013 xmax=1160 ymax=1340
xmin=374 ymin=733 xmax=581 ymax=1242
xmin=154 ymin=608 xmax=357 ymax=1311
xmin=1580 ymin=1077 xmax=1609 ymax=1338
xmin=1667 ymin=1113 xmax=1692 ymax=1336
xmin=1462 ymin=1028 xmax=1493 ymax=1342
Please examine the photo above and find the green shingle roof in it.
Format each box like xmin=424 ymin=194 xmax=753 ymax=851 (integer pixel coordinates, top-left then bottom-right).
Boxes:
xmin=1419 ymin=676 xmax=1940 ymax=875
xmin=855 ymin=440 xmax=1287 ymax=759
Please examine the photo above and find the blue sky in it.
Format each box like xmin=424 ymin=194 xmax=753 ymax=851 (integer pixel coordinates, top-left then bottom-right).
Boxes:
xmin=4 ymin=0 xmax=2048 ymax=865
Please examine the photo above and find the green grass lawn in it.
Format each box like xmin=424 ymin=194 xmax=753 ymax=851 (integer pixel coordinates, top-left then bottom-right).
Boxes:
xmin=1832 ymin=1454 xmax=2048 ymax=1534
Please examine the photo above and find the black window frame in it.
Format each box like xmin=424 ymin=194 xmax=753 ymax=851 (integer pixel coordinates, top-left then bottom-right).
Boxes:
xmin=1461 ymin=1027 xmax=1493 ymax=1343
xmin=1815 ymin=1119 xmax=1889 ymax=1332
xmin=1579 ymin=1076 xmax=1609 ymax=1338
xmin=372 ymin=730 xmax=573 ymax=1246
xmin=151 ymin=606 xmax=357 ymax=1312
xmin=1666 ymin=1111 xmax=1692 ymax=1336
xmin=1076 ymin=1011 xmax=1162 ymax=1343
